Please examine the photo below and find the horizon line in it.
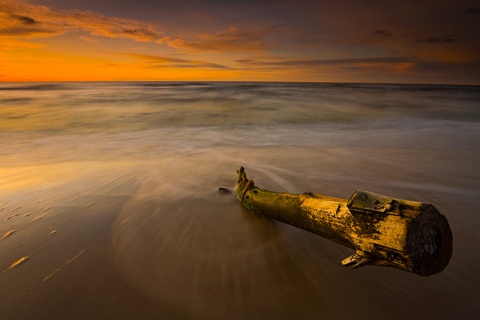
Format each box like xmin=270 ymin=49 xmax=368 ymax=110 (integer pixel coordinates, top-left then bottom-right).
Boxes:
xmin=1 ymin=80 xmax=479 ymax=87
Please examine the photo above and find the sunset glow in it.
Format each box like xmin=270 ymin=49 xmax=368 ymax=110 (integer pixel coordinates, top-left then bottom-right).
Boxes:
xmin=1 ymin=0 xmax=479 ymax=84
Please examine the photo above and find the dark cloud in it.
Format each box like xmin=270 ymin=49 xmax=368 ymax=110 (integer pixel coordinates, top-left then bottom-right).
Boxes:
xmin=121 ymin=29 xmax=162 ymax=39
xmin=11 ymin=15 xmax=38 ymax=25
xmin=125 ymin=53 xmax=231 ymax=69
xmin=374 ymin=30 xmax=392 ymax=37
xmin=415 ymin=35 xmax=455 ymax=44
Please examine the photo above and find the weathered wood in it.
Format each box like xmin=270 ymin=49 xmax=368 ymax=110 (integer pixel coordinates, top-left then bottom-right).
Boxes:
xmin=235 ymin=167 xmax=452 ymax=276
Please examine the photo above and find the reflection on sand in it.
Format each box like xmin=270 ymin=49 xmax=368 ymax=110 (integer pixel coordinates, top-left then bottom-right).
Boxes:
xmin=111 ymin=162 xmax=334 ymax=318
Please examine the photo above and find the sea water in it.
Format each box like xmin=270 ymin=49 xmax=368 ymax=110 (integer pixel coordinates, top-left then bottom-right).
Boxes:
xmin=1 ymin=82 xmax=479 ymax=319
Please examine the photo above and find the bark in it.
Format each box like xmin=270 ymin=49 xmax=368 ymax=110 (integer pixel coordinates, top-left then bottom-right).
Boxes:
xmin=235 ymin=167 xmax=452 ymax=276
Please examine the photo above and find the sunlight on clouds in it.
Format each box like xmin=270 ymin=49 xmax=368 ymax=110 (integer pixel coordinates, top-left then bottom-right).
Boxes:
xmin=164 ymin=24 xmax=285 ymax=53
xmin=0 ymin=38 xmax=46 ymax=49
xmin=0 ymin=48 xmax=238 ymax=81
xmin=0 ymin=0 xmax=478 ymax=83
xmin=0 ymin=0 xmax=165 ymax=46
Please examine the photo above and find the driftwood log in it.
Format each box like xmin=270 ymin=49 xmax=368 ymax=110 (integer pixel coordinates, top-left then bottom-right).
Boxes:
xmin=235 ymin=167 xmax=452 ymax=276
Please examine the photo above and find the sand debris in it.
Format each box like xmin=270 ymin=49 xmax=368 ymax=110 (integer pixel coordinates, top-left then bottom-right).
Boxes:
xmin=29 ymin=216 xmax=44 ymax=223
xmin=43 ymin=268 xmax=61 ymax=282
xmin=65 ymin=249 xmax=86 ymax=265
xmin=49 ymin=230 xmax=58 ymax=235
xmin=85 ymin=202 xmax=95 ymax=207
xmin=24 ymin=213 xmax=31 ymax=217
xmin=6 ymin=213 xmax=21 ymax=219
xmin=41 ymin=207 xmax=52 ymax=213
xmin=1 ymin=229 xmax=17 ymax=240
xmin=4 ymin=256 xmax=29 ymax=272
xmin=7 ymin=207 xmax=22 ymax=214
xmin=119 ymin=217 xmax=133 ymax=226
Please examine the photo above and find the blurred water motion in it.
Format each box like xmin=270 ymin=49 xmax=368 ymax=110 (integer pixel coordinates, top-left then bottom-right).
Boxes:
xmin=1 ymin=82 xmax=480 ymax=319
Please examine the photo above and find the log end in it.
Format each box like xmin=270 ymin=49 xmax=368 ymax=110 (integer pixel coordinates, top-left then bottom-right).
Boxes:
xmin=404 ymin=204 xmax=453 ymax=276
xmin=347 ymin=190 xmax=453 ymax=276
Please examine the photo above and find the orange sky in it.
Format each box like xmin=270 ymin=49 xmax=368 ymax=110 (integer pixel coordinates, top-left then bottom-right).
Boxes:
xmin=1 ymin=0 xmax=479 ymax=84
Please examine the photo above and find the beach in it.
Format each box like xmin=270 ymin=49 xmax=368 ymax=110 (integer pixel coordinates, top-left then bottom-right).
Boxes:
xmin=1 ymin=82 xmax=480 ymax=319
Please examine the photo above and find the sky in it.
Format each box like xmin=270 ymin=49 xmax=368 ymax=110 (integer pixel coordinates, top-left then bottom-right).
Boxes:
xmin=1 ymin=0 xmax=479 ymax=84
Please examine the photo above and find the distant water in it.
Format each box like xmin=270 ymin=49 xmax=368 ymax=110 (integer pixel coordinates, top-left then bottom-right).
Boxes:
xmin=1 ymin=82 xmax=480 ymax=319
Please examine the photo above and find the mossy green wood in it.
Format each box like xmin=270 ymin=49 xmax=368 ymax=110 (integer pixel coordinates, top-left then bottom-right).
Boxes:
xmin=236 ymin=167 xmax=452 ymax=276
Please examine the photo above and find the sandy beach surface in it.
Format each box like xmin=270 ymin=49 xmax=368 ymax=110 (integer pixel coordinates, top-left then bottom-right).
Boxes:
xmin=0 ymin=162 xmax=163 ymax=319
xmin=1 ymin=82 xmax=480 ymax=319
xmin=2 ymin=150 xmax=479 ymax=319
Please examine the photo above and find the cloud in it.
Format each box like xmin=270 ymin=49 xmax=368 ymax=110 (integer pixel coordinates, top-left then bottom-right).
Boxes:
xmin=78 ymin=35 xmax=99 ymax=43
xmin=164 ymin=24 xmax=286 ymax=53
xmin=125 ymin=53 xmax=231 ymax=69
xmin=11 ymin=15 xmax=38 ymax=25
xmin=373 ymin=30 xmax=392 ymax=37
xmin=236 ymin=56 xmax=416 ymax=71
xmin=463 ymin=7 xmax=480 ymax=13
xmin=0 ymin=1 xmax=287 ymax=54
xmin=0 ymin=0 xmax=165 ymax=43
xmin=415 ymin=35 xmax=455 ymax=44
xmin=234 ymin=56 xmax=424 ymax=79
xmin=128 ymin=46 xmax=146 ymax=51
xmin=235 ymin=55 xmax=480 ymax=84
xmin=0 ymin=26 xmax=56 ymax=37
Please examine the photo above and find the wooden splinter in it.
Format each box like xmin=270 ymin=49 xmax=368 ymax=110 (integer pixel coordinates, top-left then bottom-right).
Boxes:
xmin=235 ymin=167 xmax=452 ymax=276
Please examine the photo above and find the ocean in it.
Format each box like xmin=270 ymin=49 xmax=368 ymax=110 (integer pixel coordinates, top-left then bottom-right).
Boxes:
xmin=1 ymin=82 xmax=479 ymax=319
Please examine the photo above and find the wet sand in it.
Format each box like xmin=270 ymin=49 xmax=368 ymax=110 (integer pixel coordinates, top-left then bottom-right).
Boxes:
xmin=0 ymin=163 xmax=165 ymax=319
xmin=1 ymin=148 xmax=479 ymax=319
